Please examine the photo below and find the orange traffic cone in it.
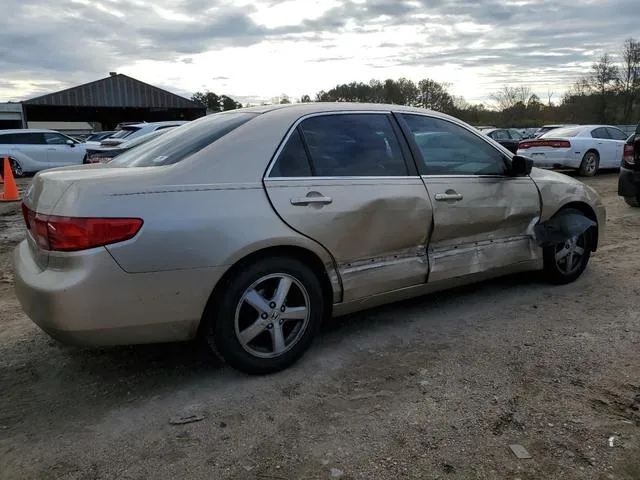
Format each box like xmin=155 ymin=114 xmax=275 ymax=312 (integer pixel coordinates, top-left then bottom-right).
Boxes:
xmin=0 ymin=157 xmax=20 ymax=202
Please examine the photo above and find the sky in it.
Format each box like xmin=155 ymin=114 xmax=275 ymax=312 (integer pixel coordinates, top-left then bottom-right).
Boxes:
xmin=1 ymin=0 xmax=638 ymax=106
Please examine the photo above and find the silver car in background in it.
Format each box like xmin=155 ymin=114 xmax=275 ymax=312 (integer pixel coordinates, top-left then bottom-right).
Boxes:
xmin=13 ymin=104 xmax=605 ymax=374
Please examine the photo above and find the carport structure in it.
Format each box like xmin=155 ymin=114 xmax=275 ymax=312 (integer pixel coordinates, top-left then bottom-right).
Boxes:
xmin=22 ymin=73 xmax=206 ymax=131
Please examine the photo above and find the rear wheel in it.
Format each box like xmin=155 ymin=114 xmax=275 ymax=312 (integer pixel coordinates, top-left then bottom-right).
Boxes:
xmin=10 ymin=159 xmax=24 ymax=178
xmin=578 ymin=151 xmax=599 ymax=177
xmin=2 ymin=158 xmax=23 ymax=178
xmin=624 ymin=195 xmax=640 ymax=207
xmin=203 ymin=256 xmax=324 ymax=375
xmin=542 ymin=210 xmax=592 ymax=285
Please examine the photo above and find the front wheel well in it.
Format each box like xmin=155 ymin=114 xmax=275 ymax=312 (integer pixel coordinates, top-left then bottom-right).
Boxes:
xmin=198 ymin=246 xmax=336 ymax=336
xmin=555 ymin=201 xmax=599 ymax=251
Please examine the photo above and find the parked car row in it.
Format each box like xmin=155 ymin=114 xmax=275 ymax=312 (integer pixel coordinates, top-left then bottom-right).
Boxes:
xmin=0 ymin=121 xmax=189 ymax=176
xmin=477 ymin=124 xmax=630 ymax=176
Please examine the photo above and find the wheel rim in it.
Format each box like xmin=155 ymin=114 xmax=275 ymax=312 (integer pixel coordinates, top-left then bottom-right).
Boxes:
xmin=10 ymin=159 xmax=22 ymax=176
xmin=584 ymin=154 xmax=597 ymax=174
xmin=234 ymin=273 xmax=311 ymax=359
xmin=554 ymin=234 xmax=586 ymax=275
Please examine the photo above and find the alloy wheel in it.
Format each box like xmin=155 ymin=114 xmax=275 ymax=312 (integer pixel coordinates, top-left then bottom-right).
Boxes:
xmin=234 ymin=273 xmax=311 ymax=359
xmin=583 ymin=153 xmax=597 ymax=175
xmin=10 ymin=159 xmax=23 ymax=177
xmin=554 ymin=234 xmax=586 ymax=275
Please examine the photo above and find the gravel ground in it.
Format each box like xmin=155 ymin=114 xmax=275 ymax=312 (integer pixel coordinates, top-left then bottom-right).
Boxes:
xmin=0 ymin=173 xmax=639 ymax=480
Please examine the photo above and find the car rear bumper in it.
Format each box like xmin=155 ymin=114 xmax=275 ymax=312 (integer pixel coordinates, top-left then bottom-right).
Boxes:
xmin=13 ymin=240 xmax=226 ymax=346
xmin=618 ymin=166 xmax=640 ymax=198
xmin=518 ymin=150 xmax=579 ymax=169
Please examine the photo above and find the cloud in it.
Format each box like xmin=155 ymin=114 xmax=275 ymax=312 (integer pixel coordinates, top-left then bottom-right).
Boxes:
xmin=0 ymin=0 xmax=637 ymax=102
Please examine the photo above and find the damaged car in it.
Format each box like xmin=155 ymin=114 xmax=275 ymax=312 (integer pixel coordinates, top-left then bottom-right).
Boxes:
xmin=13 ymin=103 xmax=605 ymax=375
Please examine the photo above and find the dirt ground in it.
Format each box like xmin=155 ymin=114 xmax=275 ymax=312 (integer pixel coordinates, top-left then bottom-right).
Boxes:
xmin=1 ymin=173 xmax=639 ymax=480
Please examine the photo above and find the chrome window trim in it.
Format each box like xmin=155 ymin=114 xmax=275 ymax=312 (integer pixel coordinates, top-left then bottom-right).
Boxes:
xmin=420 ymin=174 xmax=513 ymax=179
xmin=264 ymin=110 xmax=397 ymax=179
xmin=265 ymin=175 xmax=421 ymax=181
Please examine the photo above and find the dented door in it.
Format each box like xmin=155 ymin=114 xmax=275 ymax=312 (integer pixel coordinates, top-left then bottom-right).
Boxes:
xmin=398 ymin=113 xmax=541 ymax=282
xmin=264 ymin=113 xmax=433 ymax=302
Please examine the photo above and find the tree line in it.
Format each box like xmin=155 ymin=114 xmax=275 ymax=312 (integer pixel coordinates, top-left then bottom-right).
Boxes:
xmin=192 ymin=37 xmax=640 ymax=128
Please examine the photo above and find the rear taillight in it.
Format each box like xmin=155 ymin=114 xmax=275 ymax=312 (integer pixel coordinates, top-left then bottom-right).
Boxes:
xmin=623 ymin=144 xmax=635 ymax=166
xmin=519 ymin=140 xmax=571 ymax=149
xmin=21 ymin=203 xmax=142 ymax=251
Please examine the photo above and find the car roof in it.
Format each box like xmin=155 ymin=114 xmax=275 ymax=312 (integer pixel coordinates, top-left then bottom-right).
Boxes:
xmin=0 ymin=128 xmax=59 ymax=134
xmin=480 ymin=128 xmax=500 ymax=134
xmin=123 ymin=120 xmax=189 ymax=128
xmin=233 ymin=102 xmax=464 ymax=128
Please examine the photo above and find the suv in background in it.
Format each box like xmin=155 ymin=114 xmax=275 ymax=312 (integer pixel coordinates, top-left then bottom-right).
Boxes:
xmin=618 ymin=122 xmax=640 ymax=207
xmin=99 ymin=121 xmax=188 ymax=147
xmin=0 ymin=129 xmax=86 ymax=177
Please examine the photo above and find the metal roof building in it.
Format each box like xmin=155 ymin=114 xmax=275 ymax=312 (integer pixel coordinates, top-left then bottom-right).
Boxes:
xmin=22 ymin=73 xmax=206 ymax=130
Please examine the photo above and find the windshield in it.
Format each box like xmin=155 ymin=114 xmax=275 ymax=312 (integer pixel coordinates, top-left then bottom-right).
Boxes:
xmin=109 ymin=112 xmax=258 ymax=167
xmin=110 ymin=127 xmax=141 ymax=139
xmin=540 ymin=126 xmax=583 ymax=138
xmin=119 ymin=129 xmax=172 ymax=149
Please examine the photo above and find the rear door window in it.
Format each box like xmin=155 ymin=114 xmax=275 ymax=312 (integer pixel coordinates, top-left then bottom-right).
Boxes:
xmin=44 ymin=133 xmax=71 ymax=145
xmin=109 ymin=112 xmax=258 ymax=167
xmin=1 ymin=132 xmax=46 ymax=145
xmin=269 ymin=129 xmax=312 ymax=177
xmin=298 ymin=114 xmax=409 ymax=177
xmin=591 ymin=128 xmax=611 ymax=139
xmin=606 ymin=127 xmax=628 ymax=141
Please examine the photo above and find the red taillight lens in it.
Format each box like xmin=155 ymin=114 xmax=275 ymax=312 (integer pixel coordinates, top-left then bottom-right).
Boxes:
xmin=21 ymin=204 xmax=142 ymax=251
xmin=519 ymin=140 xmax=571 ymax=149
xmin=623 ymin=144 xmax=635 ymax=166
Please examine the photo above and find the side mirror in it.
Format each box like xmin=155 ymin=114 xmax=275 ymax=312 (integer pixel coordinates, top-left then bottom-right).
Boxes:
xmin=511 ymin=155 xmax=533 ymax=176
xmin=66 ymin=139 xmax=75 ymax=147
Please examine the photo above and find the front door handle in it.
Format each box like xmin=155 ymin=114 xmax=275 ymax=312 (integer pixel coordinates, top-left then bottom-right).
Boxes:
xmin=435 ymin=192 xmax=463 ymax=201
xmin=290 ymin=195 xmax=333 ymax=206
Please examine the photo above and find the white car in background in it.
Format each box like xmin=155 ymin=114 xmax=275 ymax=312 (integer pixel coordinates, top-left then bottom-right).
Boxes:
xmin=99 ymin=121 xmax=189 ymax=147
xmin=517 ymin=125 xmax=628 ymax=176
xmin=0 ymin=129 xmax=86 ymax=177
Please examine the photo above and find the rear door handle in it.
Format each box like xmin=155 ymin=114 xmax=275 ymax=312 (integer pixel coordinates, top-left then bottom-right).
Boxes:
xmin=435 ymin=193 xmax=463 ymax=201
xmin=290 ymin=196 xmax=333 ymax=206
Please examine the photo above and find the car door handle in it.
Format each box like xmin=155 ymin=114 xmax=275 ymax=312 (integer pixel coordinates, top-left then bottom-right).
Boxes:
xmin=47 ymin=148 xmax=56 ymax=151
xmin=435 ymin=193 xmax=463 ymax=201
xmin=290 ymin=196 xmax=333 ymax=206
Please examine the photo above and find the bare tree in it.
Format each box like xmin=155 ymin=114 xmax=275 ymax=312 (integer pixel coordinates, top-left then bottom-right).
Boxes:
xmin=619 ymin=38 xmax=640 ymax=122
xmin=590 ymin=53 xmax=619 ymax=122
xmin=490 ymin=85 xmax=532 ymax=110
xmin=546 ymin=90 xmax=554 ymax=107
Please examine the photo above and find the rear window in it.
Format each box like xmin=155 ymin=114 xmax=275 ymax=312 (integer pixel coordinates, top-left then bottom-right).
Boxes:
xmin=109 ymin=112 xmax=258 ymax=167
xmin=540 ymin=126 xmax=583 ymax=138
xmin=118 ymin=129 xmax=170 ymax=149
xmin=111 ymin=127 xmax=140 ymax=139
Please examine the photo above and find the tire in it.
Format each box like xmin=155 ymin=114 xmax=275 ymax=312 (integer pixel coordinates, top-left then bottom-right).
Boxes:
xmin=578 ymin=151 xmax=599 ymax=177
xmin=624 ymin=195 xmax=640 ymax=207
xmin=10 ymin=159 xmax=24 ymax=178
xmin=203 ymin=256 xmax=324 ymax=375
xmin=542 ymin=209 xmax=592 ymax=285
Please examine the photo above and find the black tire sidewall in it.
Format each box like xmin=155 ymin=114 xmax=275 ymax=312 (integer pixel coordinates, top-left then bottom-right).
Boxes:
xmin=624 ymin=195 xmax=640 ymax=207
xmin=542 ymin=209 xmax=592 ymax=285
xmin=207 ymin=256 xmax=324 ymax=375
